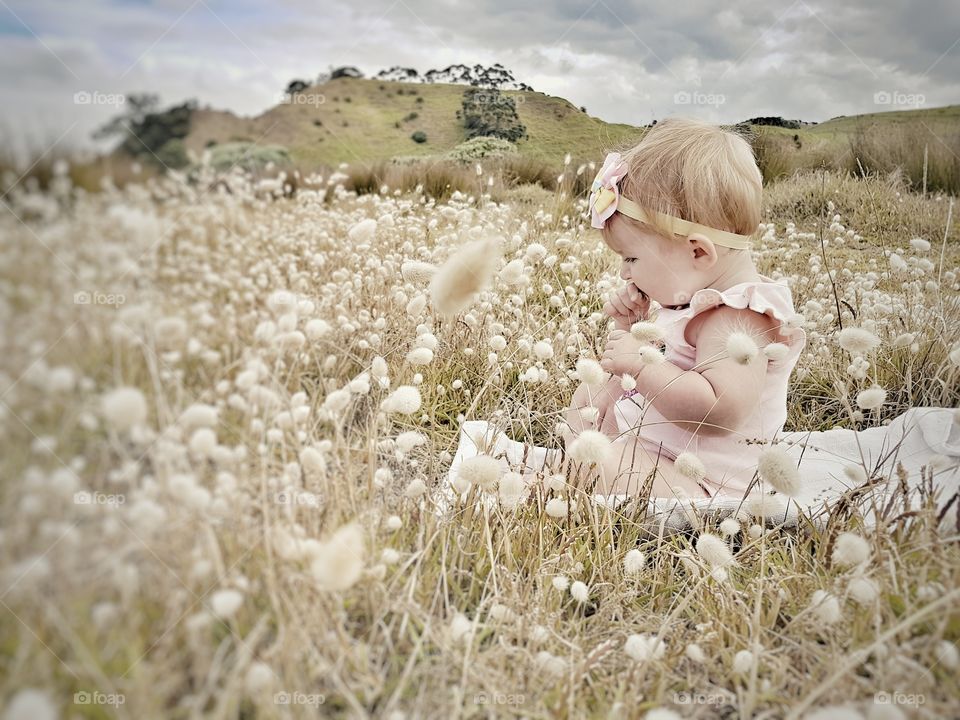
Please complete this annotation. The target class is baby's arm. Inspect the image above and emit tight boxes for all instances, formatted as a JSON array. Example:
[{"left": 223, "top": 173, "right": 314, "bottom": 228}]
[{"left": 631, "top": 306, "right": 780, "bottom": 437}]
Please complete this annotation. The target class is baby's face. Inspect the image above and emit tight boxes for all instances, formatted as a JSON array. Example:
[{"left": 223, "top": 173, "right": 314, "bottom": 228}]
[{"left": 602, "top": 214, "right": 695, "bottom": 309}]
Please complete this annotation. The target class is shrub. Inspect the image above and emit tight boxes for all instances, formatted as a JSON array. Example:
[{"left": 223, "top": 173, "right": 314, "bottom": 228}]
[
  {"left": 155, "top": 139, "right": 189, "bottom": 169},
  {"left": 207, "top": 142, "right": 292, "bottom": 173},
  {"left": 411, "top": 131, "right": 427, "bottom": 144},
  {"left": 444, "top": 136, "right": 518, "bottom": 162}
]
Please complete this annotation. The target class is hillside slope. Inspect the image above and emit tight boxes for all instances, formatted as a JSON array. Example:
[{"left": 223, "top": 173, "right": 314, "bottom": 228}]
[{"left": 182, "top": 77, "right": 645, "bottom": 167}]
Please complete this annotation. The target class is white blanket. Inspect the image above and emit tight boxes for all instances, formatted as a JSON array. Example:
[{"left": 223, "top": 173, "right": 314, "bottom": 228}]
[{"left": 438, "top": 408, "right": 960, "bottom": 532}]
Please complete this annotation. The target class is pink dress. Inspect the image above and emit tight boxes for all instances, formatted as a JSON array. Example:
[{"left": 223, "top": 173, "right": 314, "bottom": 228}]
[{"left": 612, "top": 274, "right": 807, "bottom": 498}]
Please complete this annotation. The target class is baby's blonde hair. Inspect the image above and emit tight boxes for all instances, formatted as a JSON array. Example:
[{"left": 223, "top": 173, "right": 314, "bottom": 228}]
[{"left": 611, "top": 118, "right": 763, "bottom": 250}]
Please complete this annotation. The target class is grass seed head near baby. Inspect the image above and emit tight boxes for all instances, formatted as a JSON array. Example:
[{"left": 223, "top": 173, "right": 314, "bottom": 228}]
[{"left": 590, "top": 118, "right": 787, "bottom": 437}]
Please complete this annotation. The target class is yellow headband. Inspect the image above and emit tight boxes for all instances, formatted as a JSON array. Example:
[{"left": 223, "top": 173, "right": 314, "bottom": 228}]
[{"left": 592, "top": 187, "right": 753, "bottom": 250}]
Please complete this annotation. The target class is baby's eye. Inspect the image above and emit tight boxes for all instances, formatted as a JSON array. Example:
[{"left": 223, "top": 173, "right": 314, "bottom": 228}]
[{"left": 623, "top": 257, "right": 636, "bottom": 263}]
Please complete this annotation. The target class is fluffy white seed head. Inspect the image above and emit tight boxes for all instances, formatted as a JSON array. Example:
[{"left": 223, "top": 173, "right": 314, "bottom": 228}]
[
  {"left": 429, "top": 236, "right": 501, "bottom": 317},
  {"left": 310, "top": 522, "right": 365, "bottom": 591},
  {"left": 210, "top": 588, "right": 244, "bottom": 619},
  {"left": 726, "top": 331, "right": 759, "bottom": 364},
  {"left": 534, "top": 651, "right": 567, "bottom": 678},
  {"left": 832, "top": 532, "right": 871, "bottom": 568},
  {"left": 934, "top": 640, "right": 959, "bottom": 670},
  {"left": 732, "top": 649, "right": 754, "bottom": 674},
  {"left": 843, "top": 464, "right": 868, "bottom": 484},
  {"left": 575, "top": 358, "right": 606, "bottom": 386},
  {"left": 696, "top": 533, "right": 736, "bottom": 568},
  {"left": 624, "top": 633, "right": 665, "bottom": 662},
  {"left": 449, "top": 612, "right": 472, "bottom": 643},
  {"left": 629, "top": 322, "right": 664, "bottom": 343},
  {"left": 644, "top": 710, "right": 682, "bottom": 720},
  {"left": 498, "top": 471, "right": 527, "bottom": 509},
  {"left": 637, "top": 345, "right": 665, "bottom": 366},
  {"left": 719, "top": 517, "right": 741, "bottom": 538},
  {"left": 685, "top": 643, "right": 706, "bottom": 663},
  {"left": 406, "top": 347, "right": 434, "bottom": 366},
  {"left": 400, "top": 260, "right": 437, "bottom": 284},
  {"left": 847, "top": 576, "right": 879, "bottom": 605},
  {"left": 809, "top": 589, "right": 842, "bottom": 624},
  {"left": 757, "top": 445, "right": 801, "bottom": 496},
  {"left": 403, "top": 478, "right": 427, "bottom": 498},
  {"left": 567, "top": 430, "right": 613, "bottom": 466},
  {"left": 381, "top": 385, "right": 422, "bottom": 414},
  {"left": 570, "top": 580, "right": 590, "bottom": 603},
  {"left": 765, "top": 342, "right": 789, "bottom": 362},
  {"left": 545, "top": 497, "right": 570, "bottom": 518},
  {"left": 742, "top": 492, "right": 790, "bottom": 520},
  {"left": 457, "top": 455, "right": 501, "bottom": 491},
  {"left": 674, "top": 452, "right": 706, "bottom": 482},
  {"left": 855, "top": 385, "right": 887, "bottom": 410},
  {"left": 100, "top": 387, "right": 148, "bottom": 432},
  {"left": 838, "top": 327, "right": 880, "bottom": 355},
  {"left": 623, "top": 548, "right": 646, "bottom": 574},
  {"left": 348, "top": 218, "right": 377, "bottom": 243},
  {"left": 2, "top": 688, "right": 58, "bottom": 720}
]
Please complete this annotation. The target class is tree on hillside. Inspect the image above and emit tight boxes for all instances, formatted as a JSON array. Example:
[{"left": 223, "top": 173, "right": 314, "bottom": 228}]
[
  {"left": 102, "top": 99, "right": 198, "bottom": 169},
  {"left": 461, "top": 88, "right": 527, "bottom": 143},
  {"left": 91, "top": 92, "right": 161, "bottom": 140},
  {"left": 331, "top": 66, "right": 363, "bottom": 79},
  {"left": 285, "top": 79, "right": 309, "bottom": 96},
  {"left": 745, "top": 116, "right": 802, "bottom": 129}
]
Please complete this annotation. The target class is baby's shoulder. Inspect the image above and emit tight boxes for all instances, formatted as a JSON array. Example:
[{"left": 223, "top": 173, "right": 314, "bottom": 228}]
[{"left": 686, "top": 303, "right": 781, "bottom": 349}]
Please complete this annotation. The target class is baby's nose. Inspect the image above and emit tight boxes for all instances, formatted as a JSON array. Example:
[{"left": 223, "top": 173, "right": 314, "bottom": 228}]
[{"left": 619, "top": 264, "right": 631, "bottom": 281}]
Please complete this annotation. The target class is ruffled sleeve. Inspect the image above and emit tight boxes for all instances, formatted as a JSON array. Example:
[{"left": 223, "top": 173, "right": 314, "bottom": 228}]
[{"left": 683, "top": 280, "right": 807, "bottom": 354}]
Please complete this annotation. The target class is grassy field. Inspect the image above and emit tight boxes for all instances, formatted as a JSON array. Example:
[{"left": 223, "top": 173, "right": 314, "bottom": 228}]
[{"left": 0, "top": 161, "right": 958, "bottom": 718}]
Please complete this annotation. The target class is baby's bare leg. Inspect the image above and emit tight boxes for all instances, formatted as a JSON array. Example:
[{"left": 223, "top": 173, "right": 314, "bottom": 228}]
[{"left": 569, "top": 434, "right": 711, "bottom": 499}]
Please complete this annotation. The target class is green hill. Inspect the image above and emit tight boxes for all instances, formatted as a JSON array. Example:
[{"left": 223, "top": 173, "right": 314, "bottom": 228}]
[
  {"left": 142, "top": 77, "right": 959, "bottom": 192},
  {"left": 182, "top": 76, "right": 645, "bottom": 167}
]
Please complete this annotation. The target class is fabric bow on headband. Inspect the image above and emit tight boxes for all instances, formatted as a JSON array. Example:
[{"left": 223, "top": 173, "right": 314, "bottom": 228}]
[{"left": 587, "top": 151, "right": 753, "bottom": 250}]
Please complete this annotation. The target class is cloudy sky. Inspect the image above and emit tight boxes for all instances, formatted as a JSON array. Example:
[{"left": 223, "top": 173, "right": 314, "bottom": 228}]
[{"left": 1, "top": 0, "right": 958, "bottom": 160}]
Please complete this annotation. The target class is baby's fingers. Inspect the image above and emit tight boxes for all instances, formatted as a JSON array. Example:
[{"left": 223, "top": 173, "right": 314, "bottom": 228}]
[
  {"left": 610, "top": 294, "right": 631, "bottom": 317},
  {"left": 602, "top": 300, "right": 621, "bottom": 318}
]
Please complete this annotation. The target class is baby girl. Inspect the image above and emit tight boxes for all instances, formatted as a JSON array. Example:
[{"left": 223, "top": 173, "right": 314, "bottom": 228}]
[{"left": 562, "top": 118, "right": 807, "bottom": 501}]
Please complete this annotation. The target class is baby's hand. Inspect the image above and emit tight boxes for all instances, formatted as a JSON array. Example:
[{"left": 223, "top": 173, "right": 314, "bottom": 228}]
[
  {"left": 603, "top": 283, "right": 650, "bottom": 331},
  {"left": 600, "top": 329, "right": 652, "bottom": 377}
]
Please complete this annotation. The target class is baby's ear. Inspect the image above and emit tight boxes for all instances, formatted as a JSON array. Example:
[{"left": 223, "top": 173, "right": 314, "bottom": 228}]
[{"left": 687, "top": 232, "right": 718, "bottom": 264}]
